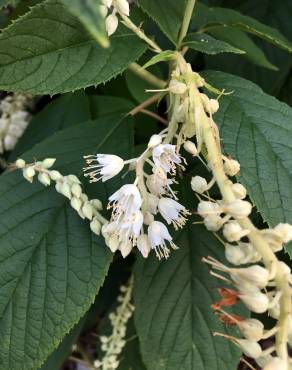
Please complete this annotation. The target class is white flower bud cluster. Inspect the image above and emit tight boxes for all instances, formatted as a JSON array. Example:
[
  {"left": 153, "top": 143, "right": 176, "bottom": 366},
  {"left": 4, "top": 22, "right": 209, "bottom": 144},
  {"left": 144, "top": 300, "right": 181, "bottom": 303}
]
[
  {"left": 15, "top": 158, "right": 105, "bottom": 236},
  {"left": 84, "top": 133, "right": 190, "bottom": 260},
  {"left": 94, "top": 280, "right": 134, "bottom": 370},
  {"left": 0, "top": 93, "right": 32, "bottom": 153},
  {"left": 100, "top": 0, "right": 130, "bottom": 36}
]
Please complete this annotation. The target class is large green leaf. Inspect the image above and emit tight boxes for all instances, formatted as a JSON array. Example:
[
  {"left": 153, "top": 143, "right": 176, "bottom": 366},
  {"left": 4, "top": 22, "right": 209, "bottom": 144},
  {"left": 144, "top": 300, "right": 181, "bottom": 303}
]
[
  {"left": 183, "top": 32, "right": 245, "bottom": 55},
  {"left": 0, "top": 113, "right": 134, "bottom": 370},
  {"left": 136, "top": 0, "right": 188, "bottom": 45},
  {"left": 203, "top": 71, "right": 292, "bottom": 237},
  {"left": 0, "top": 0, "right": 146, "bottom": 95},
  {"left": 61, "top": 0, "right": 109, "bottom": 48},
  {"left": 134, "top": 221, "right": 241, "bottom": 370},
  {"left": 194, "top": 3, "right": 292, "bottom": 53}
]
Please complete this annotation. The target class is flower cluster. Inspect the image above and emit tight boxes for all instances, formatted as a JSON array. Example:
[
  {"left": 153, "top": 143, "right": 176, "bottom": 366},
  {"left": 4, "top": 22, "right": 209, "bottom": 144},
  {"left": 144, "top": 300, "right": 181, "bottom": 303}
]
[
  {"left": 0, "top": 93, "right": 32, "bottom": 153},
  {"left": 100, "top": 0, "right": 130, "bottom": 36},
  {"left": 14, "top": 158, "right": 106, "bottom": 235},
  {"left": 84, "top": 133, "right": 190, "bottom": 259},
  {"left": 94, "top": 278, "right": 134, "bottom": 370}
]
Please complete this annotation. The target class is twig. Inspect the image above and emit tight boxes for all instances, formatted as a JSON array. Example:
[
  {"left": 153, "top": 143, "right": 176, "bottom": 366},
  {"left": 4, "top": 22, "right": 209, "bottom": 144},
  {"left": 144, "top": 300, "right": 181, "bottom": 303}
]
[
  {"left": 129, "top": 63, "right": 166, "bottom": 89},
  {"left": 140, "top": 109, "right": 168, "bottom": 125},
  {"left": 128, "top": 93, "right": 162, "bottom": 116}
]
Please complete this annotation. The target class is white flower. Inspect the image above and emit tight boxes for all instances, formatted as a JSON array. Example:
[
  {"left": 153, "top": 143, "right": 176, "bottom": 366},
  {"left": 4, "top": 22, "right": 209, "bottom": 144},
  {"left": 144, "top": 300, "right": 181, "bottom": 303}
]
[
  {"left": 197, "top": 201, "right": 221, "bottom": 217},
  {"left": 223, "top": 221, "right": 249, "bottom": 242},
  {"left": 152, "top": 144, "right": 183, "bottom": 174},
  {"left": 224, "top": 199, "right": 252, "bottom": 219},
  {"left": 238, "top": 318, "right": 264, "bottom": 342},
  {"left": 183, "top": 140, "right": 198, "bottom": 156},
  {"left": 263, "top": 357, "right": 285, "bottom": 370},
  {"left": 238, "top": 289, "right": 269, "bottom": 313},
  {"left": 223, "top": 158, "right": 240, "bottom": 176},
  {"left": 146, "top": 167, "right": 175, "bottom": 197},
  {"left": 105, "top": 13, "right": 119, "bottom": 36},
  {"left": 231, "top": 265, "right": 270, "bottom": 289},
  {"left": 148, "top": 134, "right": 162, "bottom": 148},
  {"left": 169, "top": 80, "right": 187, "bottom": 95},
  {"left": 102, "top": 0, "right": 112, "bottom": 7},
  {"left": 108, "top": 184, "right": 142, "bottom": 218},
  {"left": 148, "top": 221, "right": 177, "bottom": 259},
  {"left": 83, "top": 154, "right": 124, "bottom": 182},
  {"left": 137, "top": 234, "right": 151, "bottom": 258},
  {"left": 232, "top": 183, "right": 247, "bottom": 199},
  {"left": 274, "top": 223, "right": 292, "bottom": 243},
  {"left": 158, "top": 197, "right": 189, "bottom": 229},
  {"left": 236, "top": 339, "right": 262, "bottom": 359},
  {"left": 203, "top": 215, "right": 224, "bottom": 231}
]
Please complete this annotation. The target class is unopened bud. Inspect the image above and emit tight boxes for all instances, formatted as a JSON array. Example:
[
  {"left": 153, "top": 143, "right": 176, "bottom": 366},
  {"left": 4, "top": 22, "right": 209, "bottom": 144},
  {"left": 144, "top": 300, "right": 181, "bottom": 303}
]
[
  {"left": 100, "top": 4, "right": 108, "bottom": 17},
  {"left": 15, "top": 159, "right": 26, "bottom": 168},
  {"left": 71, "top": 183, "right": 82, "bottom": 198},
  {"left": 169, "top": 80, "right": 187, "bottom": 95},
  {"left": 115, "top": 0, "right": 129, "bottom": 16},
  {"left": 67, "top": 174, "right": 81, "bottom": 184},
  {"left": 191, "top": 176, "right": 208, "bottom": 194},
  {"left": 42, "top": 158, "right": 56, "bottom": 169},
  {"left": 148, "top": 134, "right": 162, "bottom": 148},
  {"left": 90, "top": 218, "right": 102, "bottom": 236},
  {"left": 224, "top": 200, "right": 252, "bottom": 219},
  {"left": 239, "top": 319, "right": 264, "bottom": 342},
  {"left": 232, "top": 183, "right": 247, "bottom": 199},
  {"left": 204, "top": 215, "right": 223, "bottom": 231},
  {"left": 38, "top": 172, "right": 51, "bottom": 186},
  {"left": 137, "top": 234, "right": 151, "bottom": 258},
  {"left": 90, "top": 199, "right": 103, "bottom": 210},
  {"left": 209, "top": 99, "right": 219, "bottom": 114},
  {"left": 274, "top": 223, "right": 292, "bottom": 243},
  {"left": 23, "top": 167, "right": 36, "bottom": 183},
  {"left": 82, "top": 202, "right": 93, "bottom": 220},
  {"left": 198, "top": 201, "right": 221, "bottom": 217},
  {"left": 183, "top": 141, "right": 198, "bottom": 156},
  {"left": 223, "top": 221, "right": 249, "bottom": 242},
  {"left": 237, "top": 339, "right": 262, "bottom": 359},
  {"left": 119, "top": 240, "right": 132, "bottom": 258},
  {"left": 106, "top": 13, "right": 118, "bottom": 36},
  {"left": 224, "top": 158, "right": 240, "bottom": 176},
  {"left": 239, "top": 290, "right": 269, "bottom": 313},
  {"left": 70, "top": 197, "right": 82, "bottom": 212},
  {"left": 49, "top": 170, "right": 62, "bottom": 181},
  {"left": 225, "top": 243, "right": 246, "bottom": 265},
  {"left": 60, "top": 182, "right": 72, "bottom": 199},
  {"left": 263, "top": 357, "right": 285, "bottom": 370}
]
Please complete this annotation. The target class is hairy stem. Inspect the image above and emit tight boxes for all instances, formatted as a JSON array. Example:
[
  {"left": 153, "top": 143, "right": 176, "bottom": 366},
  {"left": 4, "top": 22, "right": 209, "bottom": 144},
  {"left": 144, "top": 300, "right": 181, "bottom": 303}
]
[
  {"left": 129, "top": 63, "right": 166, "bottom": 88},
  {"left": 178, "top": 0, "right": 197, "bottom": 47},
  {"left": 128, "top": 93, "right": 162, "bottom": 116}
]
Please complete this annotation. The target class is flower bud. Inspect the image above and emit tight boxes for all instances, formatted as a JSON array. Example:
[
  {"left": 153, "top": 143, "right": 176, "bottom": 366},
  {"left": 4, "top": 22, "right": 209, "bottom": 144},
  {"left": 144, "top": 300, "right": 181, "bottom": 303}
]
[
  {"left": 209, "top": 99, "right": 219, "bottom": 114},
  {"left": 15, "top": 159, "right": 26, "bottom": 168},
  {"left": 225, "top": 243, "right": 246, "bottom": 265},
  {"left": 232, "top": 183, "right": 247, "bottom": 199},
  {"left": 197, "top": 201, "right": 221, "bottom": 217},
  {"left": 23, "top": 167, "right": 36, "bottom": 183},
  {"left": 100, "top": 4, "right": 108, "bottom": 17},
  {"left": 119, "top": 240, "right": 132, "bottom": 258},
  {"left": 237, "top": 339, "right": 262, "bottom": 359},
  {"left": 239, "top": 318, "right": 264, "bottom": 341},
  {"left": 90, "top": 199, "right": 103, "bottom": 210},
  {"left": 90, "top": 218, "right": 102, "bottom": 236},
  {"left": 224, "top": 199, "right": 252, "bottom": 219},
  {"left": 274, "top": 223, "right": 292, "bottom": 243},
  {"left": 191, "top": 176, "right": 208, "bottom": 194},
  {"left": 232, "top": 265, "right": 269, "bottom": 289},
  {"left": 144, "top": 211, "right": 154, "bottom": 225},
  {"left": 71, "top": 183, "right": 82, "bottom": 198},
  {"left": 263, "top": 357, "right": 285, "bottom": 370},
  {"left": 223, "top": 221, "right": 249, "bottom": 242},
  {"left": 67, "top": 174, "right": 81, "bottom": 184},
  {"left": 239, "top": 289, "right": 269, "bottom": 313},
  {"left": 224, "top": 158, "right": 240, "bottom": 176},
  {"left": 148, "top": 134, "right": 162, "bottom": 148},
  {"left": 4, "top": 134, "right": 17, "bottom": 150},
  {"left": 183, "top": 141, "right": 198, "bottom": 156},
  {"left": 38, "top": 172, "right": 51, "bottom": 186},
  {"left": 115, "top": 0, "right": 129, "bottom": 16},
  {"left": 60, "top": 182, "right": 72, "bottom": 199},
  {"left": 204, "top": 215, "right": 223, "bottom": 231},
  {"left": 106, "top": 13, "right": 118, "bottom": 36},
  {"left": 49, "top": 170, "right": 62, "bottom": 181},
  {"left": 70, "top": 197, "right": 82, "bottom": 212},
  {"left": 82, "top": 202, "right": 94, "bottom": 220},
  {"left": 137, "top": 234, "right": 151, "bottom": 258},
  {"left": 169, "top": 80, "right": 187, "bottom": 95},
  {"left": 42, "top": 158, "right": 56, "bottom": 169}
]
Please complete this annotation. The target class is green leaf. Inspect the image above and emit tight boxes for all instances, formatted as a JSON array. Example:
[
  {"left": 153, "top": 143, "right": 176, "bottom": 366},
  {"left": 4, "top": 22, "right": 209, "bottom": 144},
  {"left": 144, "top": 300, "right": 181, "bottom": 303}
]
[
  {"left": 0, "top": 113, "right": 134, "bottom": 370},
  {"left": 61, "top": 0, "right": 109, "bottom": 48},
  {"left": 134, "top": 182, "right": 242, "bottom": 370},
  {"left": 206, "top": 26, "right": 278, "bottom": 70},
  {"left": 194, "top": 3, "right": 292, "bottom": 53},
  {"left": 183, "top": 32, "right": 245, "bottom": 55},
  {"left": 137, "top": 0, "right": 188, "bottom": 45},
  {"left": 0, "top": 0, "right": 146, "bottom": 95},
  {"left": 10, "top": 91, "right": 91, "bottom": 160},
  {"left": 143, "top": 50, "right": 176, "bottom": 69},
  {"left": 0, "top": 0, "right": 19, "bottom": 8},
  {"left": 203, "top": 70, "right": 292, "bottom": 247}
]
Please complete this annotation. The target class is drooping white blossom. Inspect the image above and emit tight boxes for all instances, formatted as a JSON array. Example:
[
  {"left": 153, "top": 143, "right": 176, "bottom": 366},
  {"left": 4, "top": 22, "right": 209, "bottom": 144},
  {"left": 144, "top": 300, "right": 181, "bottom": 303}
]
[
  {"left": 148, "top": 221, "right": 178, "bottom": 259},
  {"left": 152, "top": 144, "right": 183, "bottom": 174},
  {"left": 158, "top": 197, "right": 189, "bottom": 229},
  {"left": 84, "top": 154, "right": 124, "bottom": 182}
]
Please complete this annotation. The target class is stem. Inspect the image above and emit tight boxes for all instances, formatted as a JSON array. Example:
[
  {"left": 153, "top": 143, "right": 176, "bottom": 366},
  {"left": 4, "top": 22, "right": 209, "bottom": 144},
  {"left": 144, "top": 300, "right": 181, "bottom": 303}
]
[
  {"left": 192, "top": 84, "right": 291, "bottom": 367},
  {"left": 178, "top": 0, "right": 197, "bottom": 47},
  {"left": 140, "top": 109, "right": 168, "bottom": 125},
  {"left": 119, "top": 13, "right": 162, "bottom": 53},
  {"left": 128, "top": 93, "right": 162, "bottom": 116},
  {"left": 129, "top": 63, "right": 166, "bottom": 89}
]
